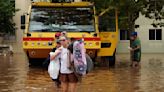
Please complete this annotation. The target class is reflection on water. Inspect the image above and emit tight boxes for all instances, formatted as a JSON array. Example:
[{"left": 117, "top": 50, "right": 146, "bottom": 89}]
[
  {"left": 0, "top": 53, "right": 164, "bottom": 92},
  {"left": 0, "top": 53, "right": 28, "bottom": 92}
]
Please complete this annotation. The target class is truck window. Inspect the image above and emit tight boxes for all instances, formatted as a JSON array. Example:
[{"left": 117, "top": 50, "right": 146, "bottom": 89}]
[
  {"left": 29, "top": 7, "right": 95, "bottom": 32},
  {"left": 99, "top": 9, "right": 116, "bottom": 32}
]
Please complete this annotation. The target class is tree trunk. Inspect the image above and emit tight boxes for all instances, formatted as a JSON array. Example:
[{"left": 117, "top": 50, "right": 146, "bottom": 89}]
[{"left": 128, "top": 13, "right": 135, "bottom": 62}]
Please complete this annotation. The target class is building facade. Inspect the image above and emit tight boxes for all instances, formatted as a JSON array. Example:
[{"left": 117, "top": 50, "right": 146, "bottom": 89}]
[
  {"left": 117, "top": 13, "right": 164, "bottom": 53},
  {"left": 13, "top": 0, "right": 30, "bottom": 43},
  {"left": 12, "top": 0, "right": 31, "bottom": 52}
]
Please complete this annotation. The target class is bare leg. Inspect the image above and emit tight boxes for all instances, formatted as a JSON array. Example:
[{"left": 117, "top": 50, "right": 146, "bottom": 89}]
[
  {"left": 133, "top": 61, "right": 140, "bottom": 68},
  {"left": 136, "top": 62, "right": 141, "bottom": 69},
  {"left": 69, "top": 83, "right": 77, "bottom": 92},
  {"left": 130, "top": 61, "right": 133, "bottom": 67},
  {"left": 61, "top": 82, "right": 68, "bottom": 92},
  {"left": 132, "top": 61, "right": 137, "bottom": 68}
]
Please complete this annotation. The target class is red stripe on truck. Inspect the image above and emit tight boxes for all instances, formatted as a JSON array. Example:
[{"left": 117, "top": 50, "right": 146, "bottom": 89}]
[
  {"left": 23, "top": 37, "right": 54, "bottom": 41},
  {"left": 75, "top": 37, "right": 100, "bottom": 41},
  {"left": 23, "top": 37, "right": 100, "bottom": 41}
]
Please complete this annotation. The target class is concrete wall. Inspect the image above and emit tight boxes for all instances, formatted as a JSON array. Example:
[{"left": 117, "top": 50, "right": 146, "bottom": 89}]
[
  {"left": 117, "top": 40, "right": 130, "bottom": 54},
  {"left": 117, "top": 13, "right": 164, "bottom": 53},
  {"left": 13, "top": 0, "right": 31, "bottom": 52}
]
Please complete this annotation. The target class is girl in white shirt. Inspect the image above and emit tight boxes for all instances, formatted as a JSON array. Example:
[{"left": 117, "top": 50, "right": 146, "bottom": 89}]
[{"left": 50, "top": 36, "right": 78, "bottom": 92}]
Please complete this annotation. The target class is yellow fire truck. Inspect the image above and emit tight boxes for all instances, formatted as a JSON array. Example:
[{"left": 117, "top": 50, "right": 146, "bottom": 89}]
[{"left": 21, "top": 0, "right": 118, "bottom": 66}]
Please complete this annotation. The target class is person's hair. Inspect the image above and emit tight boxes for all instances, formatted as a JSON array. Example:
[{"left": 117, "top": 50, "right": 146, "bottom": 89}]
[
  {"left": 56, "top": 41, "right": 60, "bottom": 44},
  {"left": 61, "top": 31, "right": 67, "bottom": 36},
  {"left": 59, "top": 35, "right": 69, "bottom": 40},
  {"left": 70, "top": 38, "right": 76, "bottom": 41}
]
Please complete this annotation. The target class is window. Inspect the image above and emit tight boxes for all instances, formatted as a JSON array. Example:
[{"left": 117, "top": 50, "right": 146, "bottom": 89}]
[
  {"left": 120, "top": 29, "right": 129, "bottom": 40},
  {"left": 149, "top": 29, "right": 162, "bottom": 40},
  {"left": 149, "top": 29, "right": 155, "bottom": 40},
  {"left": 99, "top": 9, "right": 116, "bottom": 32},
  {"left": 156, "top": 29, "right": 162, "bottom": 40}
]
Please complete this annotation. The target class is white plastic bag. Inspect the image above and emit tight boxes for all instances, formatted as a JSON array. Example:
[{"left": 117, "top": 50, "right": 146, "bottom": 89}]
[{"left": 48, "top": 52, "right": 60, "bottom": 79}]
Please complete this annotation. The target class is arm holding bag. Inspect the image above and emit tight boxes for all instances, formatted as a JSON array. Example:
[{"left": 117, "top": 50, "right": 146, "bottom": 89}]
[{"left": 48, "top": 52, "right": 60, "bottom": 79}]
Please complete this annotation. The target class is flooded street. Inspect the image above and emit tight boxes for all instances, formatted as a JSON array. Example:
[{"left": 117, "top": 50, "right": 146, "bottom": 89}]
[{"left": 0, "top": 53, "right": 164, "bottom": 92}]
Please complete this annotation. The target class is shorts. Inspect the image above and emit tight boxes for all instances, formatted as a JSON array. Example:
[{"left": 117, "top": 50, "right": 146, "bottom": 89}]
[
  {"left": 132, "top": 52, "right": 141, "bottom": 62},
  {"left": 59, "top": 73, "right": 78, "bottom": 83}
]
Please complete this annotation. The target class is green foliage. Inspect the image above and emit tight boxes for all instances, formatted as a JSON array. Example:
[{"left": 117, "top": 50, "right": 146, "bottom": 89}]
[
  {"left": 143, "top": 0, "right": 164, "bottom": 18},
  {"left": 0, "top": 0, "right": 18, "bottom": 34},
  {"left": 99, "top": 9, "right": 116, "bottom": 32},
  {"left": 92, "top": 0, "right": 164, "bottom": 29},
  {"left": 142, "top": 0, "right": 164, "bottom": 27}
]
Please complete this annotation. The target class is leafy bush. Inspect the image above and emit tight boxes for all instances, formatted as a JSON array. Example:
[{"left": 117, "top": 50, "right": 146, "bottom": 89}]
[{"left": 0, "top": 0, "right": 19, "bottom": 35}]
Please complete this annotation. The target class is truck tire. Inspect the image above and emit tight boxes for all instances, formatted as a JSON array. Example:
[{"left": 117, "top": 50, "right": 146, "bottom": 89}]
[
  {"left": 26, "top": 52, "right": 35, "bottom": 65},
  {"left": 108, "top": 56, "right": 115, "bottom": 66},
  {"left": 86, "top": 54, "right": 94, "bottom": 73}
]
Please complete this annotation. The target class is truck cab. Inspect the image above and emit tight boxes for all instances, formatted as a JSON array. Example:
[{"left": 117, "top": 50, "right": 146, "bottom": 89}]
[{"left": 21, "top": 0, "right": 118, "bottom": 66}]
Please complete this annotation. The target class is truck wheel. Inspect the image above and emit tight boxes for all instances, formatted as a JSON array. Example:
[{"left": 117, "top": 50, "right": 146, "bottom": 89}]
[
  {"left": 86, "top": 50, "right": 97, "bottom": 62},
  {"left": 107, "top": 55, "right": 115, "bottom": 66},
  {"left": 28, "top": 57, "right": 34, "bottom": 66},
  {"left": 27, "top": 52, "right": 34, "bottom": 65}
]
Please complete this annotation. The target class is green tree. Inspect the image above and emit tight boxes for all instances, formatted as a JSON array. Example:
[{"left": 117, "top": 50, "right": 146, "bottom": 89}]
[
  {"left": 143, "top": 0, "right": 164, "bottom": 27},
  {"left": 0, "top": 0, "right": 18, "bottom": 35},
  {"left": 92, "top": 0, "right": 164, "bottom": 31}
]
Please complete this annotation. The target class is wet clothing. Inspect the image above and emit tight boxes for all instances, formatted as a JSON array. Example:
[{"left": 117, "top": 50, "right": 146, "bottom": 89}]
[
  {"left": 59, "top": 47, "right": 78, "bottom": 83},
  {"left": 131, "top": 38, "right": 141, "bottom": 62},
  {"left": 60, "top": 47, "right": 74, "bottom": 74},
  {"left": 68, "top": 42, "right": 74, "bottom": 54},
  {"left": 59, "top": 73, "right": 78, "bottom": 83}
]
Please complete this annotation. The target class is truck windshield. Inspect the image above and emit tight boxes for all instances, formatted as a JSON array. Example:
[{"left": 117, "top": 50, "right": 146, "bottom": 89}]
[{"left": 29, "top": 7, "right": 95, "bottom": 32}]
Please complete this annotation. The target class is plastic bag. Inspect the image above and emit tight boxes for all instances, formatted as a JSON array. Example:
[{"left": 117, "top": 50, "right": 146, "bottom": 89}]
[{"left": 48, "top": 52, "right": 60, "bottom": 79}]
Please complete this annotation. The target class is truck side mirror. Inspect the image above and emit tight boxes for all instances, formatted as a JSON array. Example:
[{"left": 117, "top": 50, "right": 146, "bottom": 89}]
[{"left": 21, "top": 15, "right": 26, "bottom": 29}]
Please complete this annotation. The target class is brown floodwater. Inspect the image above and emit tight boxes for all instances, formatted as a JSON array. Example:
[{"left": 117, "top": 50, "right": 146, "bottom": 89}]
[{"left": 0, "top": 53, "right": 163, "bottom": 92}]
